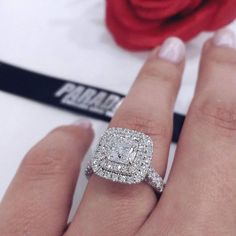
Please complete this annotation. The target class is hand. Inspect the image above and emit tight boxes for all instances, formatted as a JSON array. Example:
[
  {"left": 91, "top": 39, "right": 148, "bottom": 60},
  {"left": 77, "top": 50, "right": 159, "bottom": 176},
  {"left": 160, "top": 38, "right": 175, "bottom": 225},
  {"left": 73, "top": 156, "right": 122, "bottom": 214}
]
[{"left": 1, "top": 28, "right": 236, "bottom": 236}]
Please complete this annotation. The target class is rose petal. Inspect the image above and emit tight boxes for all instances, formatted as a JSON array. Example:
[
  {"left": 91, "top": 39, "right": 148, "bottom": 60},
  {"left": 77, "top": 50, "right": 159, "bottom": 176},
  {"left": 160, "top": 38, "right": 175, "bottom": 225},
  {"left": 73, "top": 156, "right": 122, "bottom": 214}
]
[{"left": 106, "top": 0, "right": 236, "bottom": 50}]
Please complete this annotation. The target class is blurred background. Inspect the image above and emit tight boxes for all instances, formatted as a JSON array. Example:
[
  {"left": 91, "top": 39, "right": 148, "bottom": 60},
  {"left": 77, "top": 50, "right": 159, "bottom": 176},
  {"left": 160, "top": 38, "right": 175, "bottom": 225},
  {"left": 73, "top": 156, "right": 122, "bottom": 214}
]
[{"left": 0, "top": 0, "right": 236, "bottom": 219}]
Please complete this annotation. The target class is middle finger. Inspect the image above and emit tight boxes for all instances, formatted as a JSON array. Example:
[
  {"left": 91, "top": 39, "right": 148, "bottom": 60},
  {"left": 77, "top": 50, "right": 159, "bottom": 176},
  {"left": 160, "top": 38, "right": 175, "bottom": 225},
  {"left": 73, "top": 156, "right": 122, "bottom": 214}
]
[{"left": 66, "top": 38, "right": 186, "bottom": 236}]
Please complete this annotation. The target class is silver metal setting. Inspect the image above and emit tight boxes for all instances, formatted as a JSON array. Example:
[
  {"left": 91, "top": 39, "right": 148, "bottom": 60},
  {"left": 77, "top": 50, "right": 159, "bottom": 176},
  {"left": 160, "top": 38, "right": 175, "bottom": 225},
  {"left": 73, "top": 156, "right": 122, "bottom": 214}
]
[{"left": 85, "top": 128, "right": 165, "bottom": 193}]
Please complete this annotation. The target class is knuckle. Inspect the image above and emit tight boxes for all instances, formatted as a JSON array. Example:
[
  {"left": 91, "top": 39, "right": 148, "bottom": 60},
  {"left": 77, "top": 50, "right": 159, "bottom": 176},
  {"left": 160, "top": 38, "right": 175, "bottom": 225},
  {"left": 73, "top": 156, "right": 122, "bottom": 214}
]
[
  {"left": 21, "top": 148, "right": 72, "bottom": 181},
  {"left": 0, "top": 223, "right": 27, "bottom": 236},
  {"left": 49, "top": 125, "right": 77, "bottom": 139},
  {"left": 20, "top": 128, "right": 77, "bottom": 180},
  {"left": 192, "top": 96, "right": 236, "bottom": 135},
  {"left": 139, "top": 60, "right": 180, "bottom": 87},
  {"left": 204, "top": 44, "right": 236, "bottom": 68},
  {"left": 0, "top": 210, "right": 48, "bottom": 235},
  {"left": 0, "top": 214, "right": 34, "bottom": 236},
  {"left": 113, "top": 110, "right": 171, "bottom": 141}
]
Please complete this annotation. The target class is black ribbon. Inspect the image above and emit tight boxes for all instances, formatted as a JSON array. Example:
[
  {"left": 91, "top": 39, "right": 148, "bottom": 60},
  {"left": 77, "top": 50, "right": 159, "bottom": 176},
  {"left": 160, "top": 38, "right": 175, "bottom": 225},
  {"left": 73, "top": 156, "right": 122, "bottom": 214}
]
[{"left": 0, "top": 62, "right": 185, "bottom": 143}]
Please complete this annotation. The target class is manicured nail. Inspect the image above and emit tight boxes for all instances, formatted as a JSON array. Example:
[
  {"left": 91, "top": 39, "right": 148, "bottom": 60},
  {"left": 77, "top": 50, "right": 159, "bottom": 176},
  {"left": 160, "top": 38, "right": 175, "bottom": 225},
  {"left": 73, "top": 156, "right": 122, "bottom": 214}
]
[
  {"left": 159, "top": 37, "right": 186, "bottom": 63},
  {"left": 73, "top": 120, "right": 92, "bottom": 129},
  {"left": 213, "top": 28, "right": 236, "bottom": 48}
]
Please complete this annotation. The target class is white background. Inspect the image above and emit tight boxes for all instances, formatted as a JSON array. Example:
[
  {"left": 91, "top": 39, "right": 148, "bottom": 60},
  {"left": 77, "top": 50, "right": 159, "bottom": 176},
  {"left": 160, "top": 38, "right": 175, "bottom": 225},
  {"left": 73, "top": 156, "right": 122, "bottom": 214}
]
[{"left": 0, "top": 0, "right": 235, "bottom": 218}]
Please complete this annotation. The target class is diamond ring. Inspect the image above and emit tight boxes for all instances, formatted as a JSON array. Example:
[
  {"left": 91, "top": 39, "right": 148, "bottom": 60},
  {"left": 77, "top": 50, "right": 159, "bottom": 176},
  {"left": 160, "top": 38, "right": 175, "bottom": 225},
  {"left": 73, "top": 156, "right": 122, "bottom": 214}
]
[{"left": 85, "top": 128, "right": 165, "bottom": 193}]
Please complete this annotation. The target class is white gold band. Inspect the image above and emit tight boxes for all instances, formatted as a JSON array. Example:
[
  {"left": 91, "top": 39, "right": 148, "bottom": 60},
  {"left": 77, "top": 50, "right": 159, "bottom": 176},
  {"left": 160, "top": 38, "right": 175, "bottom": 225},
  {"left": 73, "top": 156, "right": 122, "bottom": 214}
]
[{"left": 85, "top": 164, "right": 165, "bottom": 193}]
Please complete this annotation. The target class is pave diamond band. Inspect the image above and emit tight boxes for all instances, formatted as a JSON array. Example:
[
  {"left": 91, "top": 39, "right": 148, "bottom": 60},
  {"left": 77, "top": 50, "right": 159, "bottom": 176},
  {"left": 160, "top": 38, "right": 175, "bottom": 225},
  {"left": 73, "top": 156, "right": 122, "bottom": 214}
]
[{"left": 85, "top": 128, "right": 165, "bottom": 193}]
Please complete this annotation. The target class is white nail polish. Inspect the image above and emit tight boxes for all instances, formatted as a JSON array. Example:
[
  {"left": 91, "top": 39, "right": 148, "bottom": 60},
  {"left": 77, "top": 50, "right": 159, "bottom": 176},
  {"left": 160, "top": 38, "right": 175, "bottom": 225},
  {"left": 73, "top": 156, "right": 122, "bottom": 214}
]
[
  {"left": 159, "top": 37, "right": 186, "bottom": 63},
  {"left": 73, "top": 120, "right": 92, "bottom": 129},
  {"left": 213, "top": 28, "right": 236, "bottom": 48}
]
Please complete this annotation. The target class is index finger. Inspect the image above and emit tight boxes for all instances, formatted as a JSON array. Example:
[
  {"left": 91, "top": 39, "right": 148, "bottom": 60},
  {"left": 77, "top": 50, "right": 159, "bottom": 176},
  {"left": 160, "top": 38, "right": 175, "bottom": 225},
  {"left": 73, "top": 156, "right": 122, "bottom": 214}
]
[{"left": 0, "top": 123, "right": 93, "bottom": 236}]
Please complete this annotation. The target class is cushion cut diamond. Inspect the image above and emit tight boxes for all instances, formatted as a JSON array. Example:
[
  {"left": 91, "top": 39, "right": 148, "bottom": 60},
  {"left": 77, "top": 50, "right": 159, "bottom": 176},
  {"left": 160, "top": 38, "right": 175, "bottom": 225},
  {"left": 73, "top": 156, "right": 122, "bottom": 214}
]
[
  {"left": 107, "top": 138, "right": 137, "bottom": 164},
  {"left": 92, "top": 128, "right": 153, "bottom": 184}
]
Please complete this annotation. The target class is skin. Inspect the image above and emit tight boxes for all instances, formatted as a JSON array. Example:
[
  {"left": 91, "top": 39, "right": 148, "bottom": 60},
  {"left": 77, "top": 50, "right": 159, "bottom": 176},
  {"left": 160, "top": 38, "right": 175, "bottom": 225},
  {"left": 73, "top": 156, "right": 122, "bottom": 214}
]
[{"left": 1, "top": 33, "right": 236, "bottom": 235}]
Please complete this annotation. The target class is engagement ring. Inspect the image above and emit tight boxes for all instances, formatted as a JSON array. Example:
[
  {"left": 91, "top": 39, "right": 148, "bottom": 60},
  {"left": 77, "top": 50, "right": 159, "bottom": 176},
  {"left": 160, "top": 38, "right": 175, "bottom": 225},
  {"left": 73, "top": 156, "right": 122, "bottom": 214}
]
[{"left": 85, "top": 128, "right": 165, "bottom": 193}]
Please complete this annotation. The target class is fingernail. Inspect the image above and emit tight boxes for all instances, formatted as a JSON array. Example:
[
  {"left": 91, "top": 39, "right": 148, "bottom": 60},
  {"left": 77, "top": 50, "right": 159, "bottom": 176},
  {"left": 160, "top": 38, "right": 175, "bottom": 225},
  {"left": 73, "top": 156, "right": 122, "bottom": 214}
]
[
  {"left": 213, "top": 28, "right": 236, "bottom": 48},
  {"left": 72, "top": 120, "right": 92, "bottom": 129},
  {"left": 159, "top": 37, "right": 186, "bottom": 63}
]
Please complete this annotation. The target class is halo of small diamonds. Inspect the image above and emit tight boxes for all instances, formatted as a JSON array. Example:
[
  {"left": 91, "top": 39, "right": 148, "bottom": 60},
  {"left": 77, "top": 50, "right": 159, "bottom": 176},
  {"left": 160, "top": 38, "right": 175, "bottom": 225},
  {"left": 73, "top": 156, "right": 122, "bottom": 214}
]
[{"left": 91, "top": 128, "right": 153, "bottom": 184}]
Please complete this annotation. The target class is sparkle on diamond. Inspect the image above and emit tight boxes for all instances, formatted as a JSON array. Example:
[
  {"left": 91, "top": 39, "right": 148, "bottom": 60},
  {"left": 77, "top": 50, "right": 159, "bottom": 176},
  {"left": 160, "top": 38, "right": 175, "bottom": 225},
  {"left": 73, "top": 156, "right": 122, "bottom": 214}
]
[
  {"left": 92, "top": 128, "right": 153, "bottom": 184},
  {"left": 106, "top": 137, "right": 138, "bottom": 164}
]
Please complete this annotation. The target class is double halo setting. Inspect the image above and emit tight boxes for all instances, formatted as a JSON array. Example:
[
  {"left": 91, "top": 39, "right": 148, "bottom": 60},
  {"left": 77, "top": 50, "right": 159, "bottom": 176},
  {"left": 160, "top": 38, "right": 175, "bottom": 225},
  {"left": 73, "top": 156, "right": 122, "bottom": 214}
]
[{"left": 85, "top": 128, "right": 165, "bottom": 193}]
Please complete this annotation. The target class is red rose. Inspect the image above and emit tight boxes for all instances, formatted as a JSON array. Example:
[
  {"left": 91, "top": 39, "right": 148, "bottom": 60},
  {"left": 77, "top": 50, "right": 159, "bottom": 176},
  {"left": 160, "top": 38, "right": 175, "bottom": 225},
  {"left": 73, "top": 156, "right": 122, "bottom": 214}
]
[{"left": 106, "top": 0, "right": 236, "bottom": 51}]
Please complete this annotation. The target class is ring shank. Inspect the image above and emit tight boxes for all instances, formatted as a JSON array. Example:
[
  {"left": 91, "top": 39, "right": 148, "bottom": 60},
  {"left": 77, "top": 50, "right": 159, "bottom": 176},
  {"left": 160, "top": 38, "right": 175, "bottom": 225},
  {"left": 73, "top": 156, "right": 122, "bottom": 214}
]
[
  {"left": 144, "top": 167, "right": 165, "bottom": 193},
  {"left": 85, "top": 163, "right": 165, "bottom": 193}
]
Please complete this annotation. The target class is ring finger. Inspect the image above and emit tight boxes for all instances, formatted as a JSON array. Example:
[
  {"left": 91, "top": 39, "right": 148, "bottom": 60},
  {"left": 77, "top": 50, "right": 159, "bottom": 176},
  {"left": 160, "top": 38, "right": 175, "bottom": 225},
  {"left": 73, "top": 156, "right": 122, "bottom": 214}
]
[{"left": 65, "top": 37, "right": 186, "bottom": 236}]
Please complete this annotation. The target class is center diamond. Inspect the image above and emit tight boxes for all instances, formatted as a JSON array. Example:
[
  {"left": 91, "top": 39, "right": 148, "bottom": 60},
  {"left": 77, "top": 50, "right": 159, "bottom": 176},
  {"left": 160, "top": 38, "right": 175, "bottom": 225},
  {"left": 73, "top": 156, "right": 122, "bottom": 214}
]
[
  {"left": 107, "top": 138, "right": 137, "bottom": 164},
  {"left": 92, "top": 128, "right": 153, "bottom": 184}
]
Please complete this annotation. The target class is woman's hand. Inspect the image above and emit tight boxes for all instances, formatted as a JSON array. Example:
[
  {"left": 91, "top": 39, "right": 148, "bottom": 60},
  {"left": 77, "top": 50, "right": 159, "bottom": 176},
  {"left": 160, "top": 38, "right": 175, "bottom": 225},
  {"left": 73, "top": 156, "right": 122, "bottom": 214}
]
[{"left": 1, "top": 28, "right": 236, "bottom": 236}]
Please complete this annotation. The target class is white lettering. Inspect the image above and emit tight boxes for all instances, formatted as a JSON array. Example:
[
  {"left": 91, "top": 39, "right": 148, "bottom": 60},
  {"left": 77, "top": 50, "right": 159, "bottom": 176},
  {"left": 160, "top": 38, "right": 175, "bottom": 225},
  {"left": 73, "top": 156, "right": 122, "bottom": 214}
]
[{"left": 54, "top": 83, "right": 76, "bottom": 97}]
